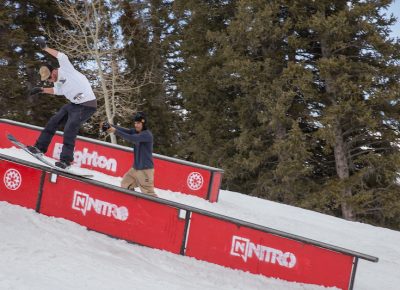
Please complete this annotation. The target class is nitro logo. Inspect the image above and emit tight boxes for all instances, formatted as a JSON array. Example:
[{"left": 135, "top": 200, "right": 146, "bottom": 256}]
[
  {"left": 72, "top": 191, "right": 129, "bottom": 221},
  {"left": 53, "top": 143, "right": 117, "bottom": 172},
  {"left": 3, "top": 168, "right": 22, "bottom": 190},
  {"left": 187, "top": 172, "right": 204, "bottom": 191},
  {"left": 230, "top": 236, "right": 297, "bottom": 268}
]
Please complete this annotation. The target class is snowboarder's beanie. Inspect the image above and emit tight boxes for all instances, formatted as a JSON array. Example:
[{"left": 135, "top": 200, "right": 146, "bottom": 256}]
[
  {"left": 39, "top": 64, "right": 54, "bottom": 81},
  {"left": 133, "top": 112, "right": 147, "bottom": 129}
]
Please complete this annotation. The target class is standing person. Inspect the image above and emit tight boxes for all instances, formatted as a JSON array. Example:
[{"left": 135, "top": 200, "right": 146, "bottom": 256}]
[
  {"left": 103, "top": 112, "right": 156, "bottom": 197},
  {"left": 28, "top": 37, "right": 97, "bottom": 169}
]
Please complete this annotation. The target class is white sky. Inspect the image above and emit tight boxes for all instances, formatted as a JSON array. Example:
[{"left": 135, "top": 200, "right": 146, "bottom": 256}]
[{"left": 387, "top": 0, "right": 400, "bottom": 38}]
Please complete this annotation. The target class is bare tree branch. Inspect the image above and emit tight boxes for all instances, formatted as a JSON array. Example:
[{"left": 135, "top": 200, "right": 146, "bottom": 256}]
[{"left": 43, "top": 0, "right": 154, "bottom": 143}]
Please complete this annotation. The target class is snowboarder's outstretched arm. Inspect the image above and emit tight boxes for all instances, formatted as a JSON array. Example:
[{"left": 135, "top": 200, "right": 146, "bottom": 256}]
[
  {"left": 30, "top": 37, "right": 74, "bottom": 96},
  {"left": 34, "top": 37, "right": 74, "bottom": 71},
  {"left": 29, "top": 87, "right": 54, "bottom": 96},
  {"left": 34, "top": 37, "right": 58, "bottom": 57},
  {"left": 42, "top": 47, "right": 59, "bottom": 59}
]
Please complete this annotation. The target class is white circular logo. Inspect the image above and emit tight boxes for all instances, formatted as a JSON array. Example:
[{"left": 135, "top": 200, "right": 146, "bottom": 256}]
[
  {"left": 112, "top": 206, "right": 129, "bottom": 221},
  {"left": 187, "top": 172, "right": 204, "bottom": 191},
  {"left": 3, "top": 169, "right": 22, "bottom": 191}
]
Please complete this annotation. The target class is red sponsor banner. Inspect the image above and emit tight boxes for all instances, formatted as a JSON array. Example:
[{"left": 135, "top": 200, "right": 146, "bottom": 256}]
[
  {"left": 0, "top": 120, "right": 221, "bottom": 201},
  {"left": 155, "top": 158, "right": 211, "bottom": 198},
  {"left": 39, "top": 174, "right": 186, "bottom": 253},
  {"left": 0, "top": 122, "right": 123, "bottom": 175},
  {"left": 185, "top": 213, "right": 354, "bottom": 290},
  {"left": 0, "top": 159, "right": 42, "bottom": 209}
]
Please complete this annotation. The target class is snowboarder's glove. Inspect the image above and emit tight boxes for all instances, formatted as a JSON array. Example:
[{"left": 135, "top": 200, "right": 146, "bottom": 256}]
[
  {"left": 34, "top": 37, "right": 47, "bottom": 50},
  {"left": 101, "top": 121, "right": 111, "bottom": 132},
  {"left": 30, "top": 87, "right": 43, "bottom": 96}
]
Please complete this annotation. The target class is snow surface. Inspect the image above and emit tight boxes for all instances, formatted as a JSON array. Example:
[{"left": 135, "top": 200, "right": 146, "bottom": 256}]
[{"left": 1, "top": 147, "right": 399, "bottom": 290}]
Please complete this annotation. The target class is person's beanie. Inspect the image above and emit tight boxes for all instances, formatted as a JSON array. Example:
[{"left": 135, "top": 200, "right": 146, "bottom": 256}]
[{"left": 133, "top": 111, "right": 147, "bottom": 130}]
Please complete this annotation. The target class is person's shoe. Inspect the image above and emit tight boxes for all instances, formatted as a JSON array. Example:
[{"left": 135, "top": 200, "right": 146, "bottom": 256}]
[
  {"left": 27, "top": 145, "right": 42, "bottom": 155},
  {"left": 55, "top": 160, "right": 71, "bottom": 169}
]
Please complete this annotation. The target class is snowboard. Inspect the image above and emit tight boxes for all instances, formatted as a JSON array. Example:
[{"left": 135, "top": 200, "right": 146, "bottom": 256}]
[{"left": 7, "top": 134, "right": 93, "bottom": 179}]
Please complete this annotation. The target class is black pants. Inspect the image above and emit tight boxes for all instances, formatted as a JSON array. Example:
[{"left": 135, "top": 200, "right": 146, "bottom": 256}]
[{"left": 35, "top": 103, "right": 96, "bottom": 163}]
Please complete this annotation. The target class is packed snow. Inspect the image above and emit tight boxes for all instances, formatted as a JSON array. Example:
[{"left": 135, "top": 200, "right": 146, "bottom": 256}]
[{"left": 1, "top": 147, "right": 399, "bottom": 290}]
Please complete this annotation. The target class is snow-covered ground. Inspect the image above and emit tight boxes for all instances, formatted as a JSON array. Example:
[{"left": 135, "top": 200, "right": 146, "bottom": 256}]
[{"left": 1, "top": 147, "right": 400, "bottom": 290}]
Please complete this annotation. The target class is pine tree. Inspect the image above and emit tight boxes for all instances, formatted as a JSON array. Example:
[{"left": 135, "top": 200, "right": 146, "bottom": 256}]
[
  {"left": 287, "top": 0, "right": 400, "bottom": 225},
  {"left": 206, "top": 0, "right": 318, "bottom": 199},
  {"left": 0, "top": 2, "right": 21, "bottom": 115},
  {"left": 0, "top": 1, "right": 63, "bottom": 124},
  {"left": 119, "top": 0, "right": 179, "bottom": 155},
  {"left": 172, "top": 0, "right": 239, "bottom": 172},
  {"left": 176, "top": 0, "right": 400, "bottom": 228}
]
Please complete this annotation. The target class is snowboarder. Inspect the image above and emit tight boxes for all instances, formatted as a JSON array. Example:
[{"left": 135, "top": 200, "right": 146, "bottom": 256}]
[
  {"left": 27, "top": 37, "right": 97, "bottom": 169},
  {"left": 102, "top": 112, "right": 156, "bottom": 197}
]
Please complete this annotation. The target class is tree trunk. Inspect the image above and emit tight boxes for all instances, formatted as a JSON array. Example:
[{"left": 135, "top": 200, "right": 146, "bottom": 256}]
[
  {"left": 320, "top": 33, "right": 354, "bottom": 220},
  {"left": 333, "top": 124, "right": 354, "bottom": 220},
  {"left": 91, "top": 1, "right": 117, "bottom": 144}
]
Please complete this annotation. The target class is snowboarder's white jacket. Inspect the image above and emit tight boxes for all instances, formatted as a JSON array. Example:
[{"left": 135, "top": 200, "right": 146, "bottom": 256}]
[{"left": 53, "top": 53, "right": 96, "bottom": 104}]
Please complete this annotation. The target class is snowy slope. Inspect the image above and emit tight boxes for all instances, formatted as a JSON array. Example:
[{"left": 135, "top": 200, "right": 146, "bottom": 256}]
[{"left": 1, "top": 147, "right": 399, "bottom": 289}]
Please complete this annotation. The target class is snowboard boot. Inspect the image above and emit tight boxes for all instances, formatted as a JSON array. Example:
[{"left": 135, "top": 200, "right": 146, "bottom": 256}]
[
  {"left": 27, "top": 145, "right": 43, "bottom": 155},
  {"left": 55, "top": 160, "right": 71, "bottom": 169}
]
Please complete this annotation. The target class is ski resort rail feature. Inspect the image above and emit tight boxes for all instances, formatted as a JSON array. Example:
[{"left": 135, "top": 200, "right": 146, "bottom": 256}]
[
  {"left": 0, "top": 119, "right": 223, "bottom": 202},
  {"left": 0, "top": 153, "right": 378, "bottom": 290}
]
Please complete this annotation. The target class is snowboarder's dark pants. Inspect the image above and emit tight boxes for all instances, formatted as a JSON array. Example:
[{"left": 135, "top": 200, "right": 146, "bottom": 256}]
[{"left": 35, "top": 103, "right": 96, "bottom": 163}]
